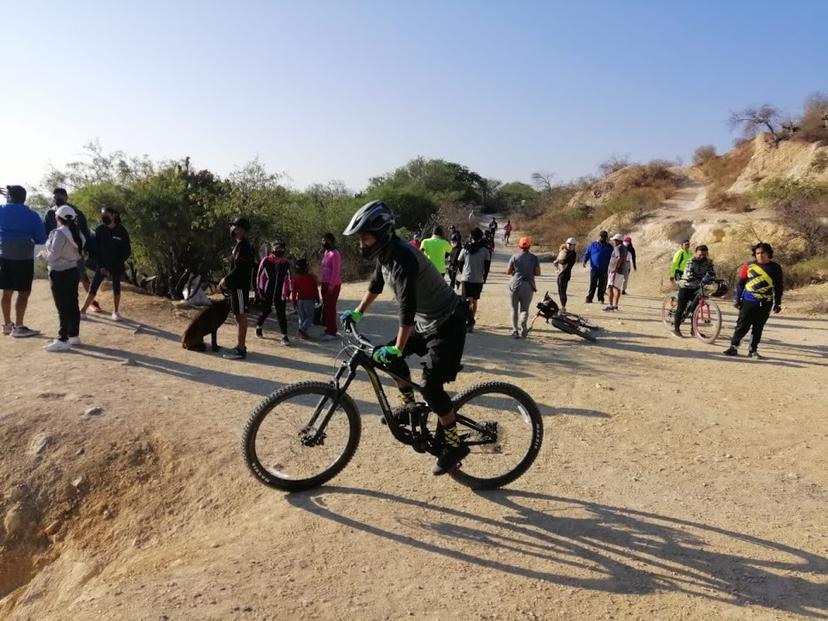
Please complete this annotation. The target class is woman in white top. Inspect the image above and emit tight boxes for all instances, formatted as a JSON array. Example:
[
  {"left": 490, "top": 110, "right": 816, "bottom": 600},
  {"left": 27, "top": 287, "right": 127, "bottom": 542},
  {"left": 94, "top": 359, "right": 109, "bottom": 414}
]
[{"left": 40, "top": 205, "right": 85, "bottom": 352}]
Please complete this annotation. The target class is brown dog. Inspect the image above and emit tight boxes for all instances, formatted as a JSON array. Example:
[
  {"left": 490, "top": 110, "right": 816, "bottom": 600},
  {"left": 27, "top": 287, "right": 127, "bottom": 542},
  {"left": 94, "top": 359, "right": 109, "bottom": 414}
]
[{"left": 182, "top": 299, "right": 231, "bottom": 352}]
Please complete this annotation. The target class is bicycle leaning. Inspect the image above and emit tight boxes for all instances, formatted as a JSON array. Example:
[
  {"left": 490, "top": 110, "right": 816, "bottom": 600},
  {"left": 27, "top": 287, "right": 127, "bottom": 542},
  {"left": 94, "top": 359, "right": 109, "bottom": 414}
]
[
  {"left": 243, "top": 318, "right": 544, "bottom": 492},
  {"left": 661, "top": 277, "right": 728, "bottom": 344}
]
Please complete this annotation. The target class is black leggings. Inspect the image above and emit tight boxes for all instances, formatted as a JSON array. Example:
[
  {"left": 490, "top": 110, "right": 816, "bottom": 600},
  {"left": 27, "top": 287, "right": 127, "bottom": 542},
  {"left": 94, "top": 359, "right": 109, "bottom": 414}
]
[
  {"left": 587, "top": 269, "right": 607, "bottom": 303},
  {"left": 90, "top": 268, "right": 122, "bottom": 296},
  {"left": 50, "top": 268, "right": 80, "bottom": 341},
  {"left": 557, "top": 271, "right": 571, "bottom": 307},
  {"left": 257, "top": 297, "right": 287, "bottom": 335},
  {"left": 674, "top": 287, "right": 699, "bottom": 331},
  {"left": 731, "top": 300, "right": 772, "bottom": 350}
]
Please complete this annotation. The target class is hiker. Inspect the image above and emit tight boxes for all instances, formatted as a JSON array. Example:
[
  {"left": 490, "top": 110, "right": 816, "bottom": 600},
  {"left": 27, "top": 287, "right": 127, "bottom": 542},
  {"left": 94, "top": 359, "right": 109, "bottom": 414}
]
[
  {"left": 506, "top": 237, "right": 540, "bottom": 338},
  {"left": 447, "top": 234, "right": 463, "bottom": 289},
  {"left": 488, "top": 217, "right": 498, "bottom": 236},
  {"left": 291, "top": 258, "right": 319, "bottom": 339},
  {"left": 604, "top": 234, "right": 628, "bottom": 312},
  {"left": 45, "top": 188, "right": 96, "bottom": 306},
  {"left": 670, "top": 239, "right": 692, "bottom": 283},
  {"left": 724, "top": 243, "right": 783, "bottom": 359},
  {"left": 220, "top": 217, "right": 255, "bottom": 360},
  {"left": 320, "top": 232, "right": 342, "bottom": 340},
  {"left": 457, "top": 227, "right": 490, "bottom": 333},
  {"left": 40, "top": 206, "right": 85, "bottom": 352},
  {"left": 255, "top": 239, "right": 292, "bottom": 345},
  {"left": 503, "top": 220, "right": 513, "bottom": 245},
  {"left": 622, "top": 235, "right": 636, "bottom": 294},
  {"left": 420, "top": 226, "right": 452, "bottom": 277},
  {"left": 0, "top": 185, "right": 47, "bottom": 337},
  {"left": 582, "top": 230, "right": 612, "bottom": 304},
  {"left": 80, "top": 207, "right": 131, "bottom": 321},
  {"left": 554, "top": 237, "right": 577, "bottom": 311}
]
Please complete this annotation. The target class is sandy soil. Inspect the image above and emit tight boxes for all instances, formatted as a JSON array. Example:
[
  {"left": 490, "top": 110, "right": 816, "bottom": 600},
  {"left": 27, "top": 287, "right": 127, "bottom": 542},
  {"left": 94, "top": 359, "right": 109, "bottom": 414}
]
[{"left": 1, "top": 238, "right": 827, "bottom": 620}]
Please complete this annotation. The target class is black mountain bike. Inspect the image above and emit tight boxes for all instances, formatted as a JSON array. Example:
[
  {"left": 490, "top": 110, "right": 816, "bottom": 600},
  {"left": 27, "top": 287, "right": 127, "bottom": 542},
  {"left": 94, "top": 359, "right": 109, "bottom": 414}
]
[
  {"left": 243, "top": 319, "right": 543, "bottom": 492},
  {"left": 529, "top": 291, "right": 600, "bottom": 342}
]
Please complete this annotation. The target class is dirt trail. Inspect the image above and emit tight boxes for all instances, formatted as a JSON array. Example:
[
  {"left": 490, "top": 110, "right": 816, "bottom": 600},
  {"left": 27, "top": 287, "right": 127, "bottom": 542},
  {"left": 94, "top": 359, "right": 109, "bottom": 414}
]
[{"left": 1, "top": 239, "right": 827, "bottom": 620}]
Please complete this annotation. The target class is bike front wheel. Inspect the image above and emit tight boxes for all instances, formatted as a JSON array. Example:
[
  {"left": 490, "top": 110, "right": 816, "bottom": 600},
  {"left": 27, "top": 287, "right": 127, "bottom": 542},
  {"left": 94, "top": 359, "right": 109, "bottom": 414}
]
[
  {"left": 692, "top": 299, "right": 722, "bottom": 344},
  {"left": 661, "top": 294, "right": 678, "bottom": 330},
  {"left": 449, "top": 382, "right": 543, "bottom": 490},
  {"left": 243, "top": 382, "right": 361, "bottom": 492},
  {"left": 551, "top": 316, "right": 597, "bottom": 342}
]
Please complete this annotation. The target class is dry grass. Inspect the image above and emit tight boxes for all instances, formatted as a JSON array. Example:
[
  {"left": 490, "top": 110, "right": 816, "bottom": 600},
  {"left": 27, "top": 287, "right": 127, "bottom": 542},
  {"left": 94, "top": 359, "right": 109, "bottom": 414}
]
[{"left": 698, "top": 141, "right": 755, "bottom": 211}]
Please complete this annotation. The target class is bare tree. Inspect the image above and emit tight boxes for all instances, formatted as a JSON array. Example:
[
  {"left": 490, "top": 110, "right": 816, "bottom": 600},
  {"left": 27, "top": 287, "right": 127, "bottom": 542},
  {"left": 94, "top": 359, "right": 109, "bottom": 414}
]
[
  {"left": 598, "top": 155, "right": 630, "bottom": 176},
  {"left": 728, "top": 104, "right": 784, "bottom": 145},
  {"left": 531, "top": 171, "right": 555, "bottom": 193}
]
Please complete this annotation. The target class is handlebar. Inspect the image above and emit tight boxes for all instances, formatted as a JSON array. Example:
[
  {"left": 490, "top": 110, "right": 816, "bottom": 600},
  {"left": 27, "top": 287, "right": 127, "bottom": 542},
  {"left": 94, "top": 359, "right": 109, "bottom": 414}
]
[{"left": 342, "top": 317, "right": 375, "bottom": 352}]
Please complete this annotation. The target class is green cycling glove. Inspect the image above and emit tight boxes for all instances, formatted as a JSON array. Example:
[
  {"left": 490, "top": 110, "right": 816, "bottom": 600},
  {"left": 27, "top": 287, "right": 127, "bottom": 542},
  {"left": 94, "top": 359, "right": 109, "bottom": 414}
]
[{"left": 373, "top": 345, "right": 402, "bottom": 365}]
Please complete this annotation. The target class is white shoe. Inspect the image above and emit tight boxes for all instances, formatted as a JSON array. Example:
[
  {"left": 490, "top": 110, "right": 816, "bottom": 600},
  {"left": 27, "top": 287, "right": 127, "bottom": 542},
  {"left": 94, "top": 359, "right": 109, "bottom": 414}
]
[
  {"left": 68, "top": 336, "right": 81, "bottom": 345},
  {"left": 43, "top": 339, "right": 71, "bottom": 352},
  {"left": 111, "top": 312, "right": 122, "bottom": 322}
]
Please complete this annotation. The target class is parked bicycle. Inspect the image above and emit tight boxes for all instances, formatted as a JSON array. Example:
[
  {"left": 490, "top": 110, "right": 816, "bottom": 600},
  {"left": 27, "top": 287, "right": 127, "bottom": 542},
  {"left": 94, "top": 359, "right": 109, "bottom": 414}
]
[
  {"left": 661, "top": 277, "right": 728, "bottom": 344},
  {"left": 243, "top": 318, "right": 544, "bottom": 492},
  {"left": 529, "top": 291, "right": 600, "bottom": 342}
]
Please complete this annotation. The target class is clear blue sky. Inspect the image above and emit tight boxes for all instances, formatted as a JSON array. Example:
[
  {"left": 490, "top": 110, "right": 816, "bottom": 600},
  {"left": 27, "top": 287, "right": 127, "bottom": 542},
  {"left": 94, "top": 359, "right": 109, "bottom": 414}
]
[{"left": 2, "top": 0, "right": 826, "bottom": 192}]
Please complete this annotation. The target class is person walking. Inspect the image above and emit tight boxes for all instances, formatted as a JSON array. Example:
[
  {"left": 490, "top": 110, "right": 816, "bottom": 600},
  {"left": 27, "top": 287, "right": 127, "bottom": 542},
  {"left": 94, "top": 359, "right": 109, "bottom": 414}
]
[
  {"left": 554, "top": 237, "right": 577, "bottom": 311},
  {"left": 320, "top": 232, "right": 342, "bottom": 340},
  {"left": 503, "top": 220, "right": 513, "bottom": 245},
  {"left": 220, "top": 217, "right": 255, "bottom": 360},
  {"left": 0, "top": 185, "right": 47, "bottom": 337},
  {"left": 255, "top": 239, "right": 292, "bottom": 345},
  {"left": 457, "top": 227, "right": 490, "bottom": 333},
  {"left": 672, "top": 244, "right": 715, "bottom": 337},
  {"left": 446, "top": 233, "right": 463, "bottom": 289},
  {"left": 40, "top": 206, "right": 85, "bottom": 352},
  {"left": 420, "top": 226, "right": 452, "bottom": 277},
  {"left": 582, "top": 230, "right": 612, "bottom": 304},
  {"left": 506, "top": 237, "right": 540, "bottom": 338},
  {"left": 622, "top": 235, "right": 636, "bottom": 294},
  {"left": 723, "top": 243, "right": 783, "bottom": 359},
  {"left": 604, "top": 234, "right": 628, "bottom": 311},
  {"left": 291, "top": 258, "right": 319, "bottom": 339},
  {"left": 488, "top": 217, "right": 498, "bottom": 237},
  {"left": 80, "top": 207, "right": 131, "bottom": 321},
  {"left": 670, "top": 239, "right": 692, "bottom": 283}
]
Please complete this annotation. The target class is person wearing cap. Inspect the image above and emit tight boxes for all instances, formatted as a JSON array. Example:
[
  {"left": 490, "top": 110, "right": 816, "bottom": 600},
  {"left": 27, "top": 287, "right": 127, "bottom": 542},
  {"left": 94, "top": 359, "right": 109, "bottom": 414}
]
[
  {"left": 506, "top": 237, "right": 541, "bottom": 338},
  {"left": 45, "top": 188, "right": 97, "bottom": 306},
  {"left": 254, "top": 239, "right": 292, "bottom": 345},
  {"left": 622, "top": 235, "right": 636, "bottom": 294},
  {"left": 219, "top": 217, "right": 255, "bottom": 360},
  {"left": 0, "top": 185, "right": 47, "bottom": 337},
  {"left": 554, "top": 237, "right": 577, "bottom": 311},
  {"left": 39, "top": 205, "right": 86, "bottom": 352},
  {"left": 604, "top": 234, "right": 628, "bottom": 311},
  {"left": 670, "top": 240, "right": 692, "bottom": 283},
  {"left": 582, "top": 230, "right": 612, "bottom": 304},
  {"left": 80, "top": 207, "right": 131, "bottom": 321}
]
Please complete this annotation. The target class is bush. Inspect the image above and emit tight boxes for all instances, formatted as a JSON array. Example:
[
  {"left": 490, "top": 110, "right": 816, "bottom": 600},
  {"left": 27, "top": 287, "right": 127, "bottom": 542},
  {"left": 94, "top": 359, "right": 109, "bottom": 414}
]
[
  {"left": 753, "top": 177, "right": 828, "bottom": 260},
  {"left": 706, "top": 189, "right": 753, "bottom": 212},
  {"left": 692, "top": 145, "right": 717, "bottom": 165},
  {"left": 794, "top": 92, "right": 828, "bottom": 144},
  {"left": 786, "top": 254, "right": 828, "bottom": 288},
  {"left": 598, "top": 156, "right": 631, "bottom": 176}
]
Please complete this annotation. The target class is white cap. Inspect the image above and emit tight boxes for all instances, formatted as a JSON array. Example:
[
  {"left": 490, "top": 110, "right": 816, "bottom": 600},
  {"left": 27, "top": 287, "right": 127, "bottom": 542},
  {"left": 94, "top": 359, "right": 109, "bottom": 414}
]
[
  {"left": 611, "top": 233, "right": 624, "bottom": 241},
  {"left": 565, "top": 237, "right": 577, "bottom": 244},
  {"left": 55, "top": 205, "right": 77, "bottom": 220}
]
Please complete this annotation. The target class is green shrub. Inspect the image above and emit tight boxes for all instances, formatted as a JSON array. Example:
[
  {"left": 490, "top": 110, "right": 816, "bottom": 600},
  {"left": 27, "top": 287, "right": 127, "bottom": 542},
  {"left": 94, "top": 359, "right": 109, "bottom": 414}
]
[{"left": 786, "top": 254, "right": 828, "bottom": 288}]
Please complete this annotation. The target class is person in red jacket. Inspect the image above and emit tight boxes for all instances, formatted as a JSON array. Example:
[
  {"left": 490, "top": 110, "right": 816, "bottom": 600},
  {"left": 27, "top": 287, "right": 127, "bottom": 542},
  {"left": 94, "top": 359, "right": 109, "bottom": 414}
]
[
  {"left": 291, "top": 258, "right": 320, "bottom": 339},
  {"left": 255, "top": 239, "right": 292, "bottom": 345}
]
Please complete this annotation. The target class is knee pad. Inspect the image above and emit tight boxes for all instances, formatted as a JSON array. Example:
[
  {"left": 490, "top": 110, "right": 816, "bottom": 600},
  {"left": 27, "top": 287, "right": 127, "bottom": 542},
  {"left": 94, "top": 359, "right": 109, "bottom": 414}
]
[{"left": 421, "top": 373, "right": 452, "bottom": 416}]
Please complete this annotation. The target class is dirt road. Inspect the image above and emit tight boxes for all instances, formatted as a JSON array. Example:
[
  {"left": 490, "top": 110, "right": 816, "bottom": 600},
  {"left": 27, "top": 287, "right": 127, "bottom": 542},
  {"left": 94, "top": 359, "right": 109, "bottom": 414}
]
[{"left": 1, "top": 241, "right": 826, "bottom": 620}]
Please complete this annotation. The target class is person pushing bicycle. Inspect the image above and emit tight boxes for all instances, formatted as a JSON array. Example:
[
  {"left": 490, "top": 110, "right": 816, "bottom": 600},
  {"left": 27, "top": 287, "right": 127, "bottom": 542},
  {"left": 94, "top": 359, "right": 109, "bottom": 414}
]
[
  {"left": 341, "top": 200, "right": 471, "bottom": 475},
  {"left": 672, "top": 244, "right": 715, "bottom": 338}
]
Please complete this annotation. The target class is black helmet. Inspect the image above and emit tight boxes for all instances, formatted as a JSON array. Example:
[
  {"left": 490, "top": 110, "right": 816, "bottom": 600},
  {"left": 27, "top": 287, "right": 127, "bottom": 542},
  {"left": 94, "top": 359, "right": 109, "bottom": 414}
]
[
  {"left": 231, "top": 216, "right": 250, "bottom": 230},
  {"left": 343, "top": 200, "right": 395, "bottom": 259}
]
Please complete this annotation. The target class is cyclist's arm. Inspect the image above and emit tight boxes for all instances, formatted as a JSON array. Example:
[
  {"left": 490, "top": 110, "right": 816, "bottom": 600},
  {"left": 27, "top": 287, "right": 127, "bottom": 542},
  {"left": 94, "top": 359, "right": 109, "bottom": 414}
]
[
  {"left": 362, "top": 261, "right": 385, "bottom": 313},
  {"left": 395, "top": 324, "right": 415, "bottom": 352},
  {"left": 356, "top": 291, "right": 379, "bottom": 315},
  {"left": 734, "top": 263, "right": 749, "bottom": 302},
  {"left": 506, "top": 256, "right": 515, "bottom": 275}
]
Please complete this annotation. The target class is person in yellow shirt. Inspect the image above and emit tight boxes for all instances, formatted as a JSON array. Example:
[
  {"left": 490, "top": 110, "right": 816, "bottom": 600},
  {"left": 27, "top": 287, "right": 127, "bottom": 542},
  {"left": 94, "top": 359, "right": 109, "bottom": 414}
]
[
  {"left": 669, "top": 239, "right": 692, "bottom": 282},
  {"left": 420, "top": 226, "right": 453, "bottom": 277}
]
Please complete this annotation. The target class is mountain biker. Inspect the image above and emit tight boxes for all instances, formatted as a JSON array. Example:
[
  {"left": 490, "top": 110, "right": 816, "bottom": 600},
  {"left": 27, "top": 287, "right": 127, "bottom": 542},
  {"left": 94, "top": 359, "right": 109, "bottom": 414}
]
[
  {"left": 723, "top": 242, "right": 783, "bottom": 359},
  {"left": 220, "top": 217, "right": 255, "bottom": 360},
  {"left": 420, "top": 226, "right": 452, "bottom": 277},
  {"left": 582, "top": 230, "right": 612, "bottom": 304},
  {"left": 341, "top": 200, "right": 470, "bottom": 475},
  {"left": 604, "top": 234, "right": 628, "bottom": 312},
  {"left": 506, "top": 236, "right": 540, "bottom": 338},
  {"left": 503, "top": 220, "right": 512, "bottom": 245},
  {"left": 672, "top": 244, "right": 715, "bottom": 337},
  {"left": 622, "top": 235, "right": 636, "bottom": 294},
  {"left": 670, "top": 240, "right": 692, "bottom": 283},
  {"left": 457, "top": 227, "right": 490, "bottom": 333},
  {"left": 554, "top": 237, "right": 577, "bottom": 311}
]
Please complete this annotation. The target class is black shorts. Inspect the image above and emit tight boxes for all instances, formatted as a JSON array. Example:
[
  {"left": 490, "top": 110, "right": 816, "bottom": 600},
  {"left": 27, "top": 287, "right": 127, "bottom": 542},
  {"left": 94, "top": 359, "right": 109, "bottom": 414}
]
[
  {"left": 462, "top": 281, "right": 484, "bottom": 300},
  {"left": 399, "top": 304, "right": 468, "bottom": 384},
  {"left": 0, "top": 258, "right": 34, "bottom": 292},
  {"left": 230, "top": 288, "right": 249, "bottom": 315}
]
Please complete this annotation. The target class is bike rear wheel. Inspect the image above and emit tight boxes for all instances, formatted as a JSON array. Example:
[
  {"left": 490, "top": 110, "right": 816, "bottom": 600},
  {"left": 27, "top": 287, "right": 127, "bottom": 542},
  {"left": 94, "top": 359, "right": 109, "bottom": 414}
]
[
  {"left": 558, "top": 311, "right": 600, "bottom": 331},
  {"left": 243, "top": 382, "right": 361, "bottom": 492},
  {"left": 661, "top": 294, "right": 678, "bottom": 330},
  {"left": 692, "top": 299, "right": 722, "bottom": 344},
  {"left": 551, "top": 316, "right": 597, "bottom": 342},
  {"left": 449, "top": 382, "right": 543, "bottom": 490}
]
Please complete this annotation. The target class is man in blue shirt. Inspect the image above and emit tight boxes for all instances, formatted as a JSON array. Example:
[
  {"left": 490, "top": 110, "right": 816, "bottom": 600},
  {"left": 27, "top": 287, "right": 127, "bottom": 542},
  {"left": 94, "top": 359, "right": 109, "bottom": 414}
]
[
  {"left": 0, "top": 185, "right": 47, "bottom": 337},
  {"left": 582, "top": 230, "right": 613, "bottom": 304}
]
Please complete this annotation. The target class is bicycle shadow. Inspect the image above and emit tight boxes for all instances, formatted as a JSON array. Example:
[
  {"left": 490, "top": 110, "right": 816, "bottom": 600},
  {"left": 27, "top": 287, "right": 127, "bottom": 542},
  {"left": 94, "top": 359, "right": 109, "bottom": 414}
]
[{"left": 287, "top": 487, "right": 828, "bottom": 617}]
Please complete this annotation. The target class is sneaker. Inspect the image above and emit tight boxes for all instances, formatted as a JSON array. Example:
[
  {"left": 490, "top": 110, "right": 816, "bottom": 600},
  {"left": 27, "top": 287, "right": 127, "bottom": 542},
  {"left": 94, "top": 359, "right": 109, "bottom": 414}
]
[
  {"left": 281, "top": 335, "right": 290, "bottom": 346},
  {"left": 723, "top": 346, "right": 738, "bottom": 356},
  {"left": 67, "top": 336, "right": 81, "bottom": 346},
  {"left": 2, "top": 323, "right": 12, "bottom": 336},
  {"left": 222, "top": 346, "right": 247, "bottom": 360},
  {"left": 521, "top": 327, "right": 529, "bottom": 338},
  {"left": 11, "top": 325, "right": 39, "bottom": 338},
  {"left": 511, "top": 331, "right": 520, "bottom": 339},
  {"left": 603, "top": 305, "right": 614, "bottom": 312},
  {"left": 584, "top": 297, "right": 592, "bottom": 304},
  {"left": 622, "top": 291, "right": 627, "bottom": 295},
  {"left": 671, "top": 329, "right": 683, "bottom": 338},
  {"left": 43, "top": 339, "right": 71, "bottom": 352},
  {"left": 111, "top": 312, "right": 122, "bottom": 322},
  {"left": 255, "top": 327, "right": 264, "bottom": 338},
  {"left": 433, "top": 442, "right": 470, "bottom": 476},
  {"left": 748, "top": 349, "right": 764, "bottom": 360}
]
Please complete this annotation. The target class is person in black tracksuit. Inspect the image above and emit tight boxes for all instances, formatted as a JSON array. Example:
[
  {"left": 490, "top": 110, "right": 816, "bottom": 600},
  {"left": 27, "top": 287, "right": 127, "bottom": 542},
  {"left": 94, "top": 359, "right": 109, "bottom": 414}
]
[
  {"left": 80, "top": 207, "right": 131, "bottom": 320},
  {"left": 555, "top": 238, "right": 577, "bottom": 311},
  {"left": 724, "top": 243, "right": 784, "bottom": 359},
  {"left": 220, "top": 217, "right": 255, "bottom": 360},
  {"left": 255, "top": 239, "right": 292, "bottom": 344}
]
